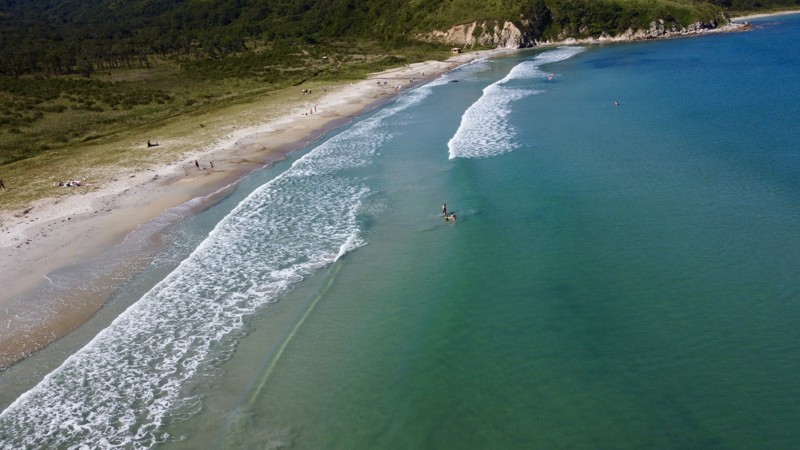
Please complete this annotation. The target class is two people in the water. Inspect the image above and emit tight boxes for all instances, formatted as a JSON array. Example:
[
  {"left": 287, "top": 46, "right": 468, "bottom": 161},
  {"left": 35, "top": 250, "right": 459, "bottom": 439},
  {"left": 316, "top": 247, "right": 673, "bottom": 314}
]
[{"left": 442, "top": 203, "right": 456, "bottom": 222}]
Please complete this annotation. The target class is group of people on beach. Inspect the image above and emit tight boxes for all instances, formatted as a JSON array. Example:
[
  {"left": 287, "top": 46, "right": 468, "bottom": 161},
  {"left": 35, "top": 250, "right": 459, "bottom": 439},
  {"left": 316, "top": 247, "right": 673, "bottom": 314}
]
[
  {"left": 301, "top": 87, "right": 329, "bottom": 94},
  {"left": 57, "top": 177, "right": 87, "bottom": 187},
  {"left": 442, "top": 203, "right": 456, "bottom": 222},
  {"left": 376, "top": 79, "right": 408, "bottom": 91},
  {"left": 194, "top": 160, "right": 214, "bottom": 170}
]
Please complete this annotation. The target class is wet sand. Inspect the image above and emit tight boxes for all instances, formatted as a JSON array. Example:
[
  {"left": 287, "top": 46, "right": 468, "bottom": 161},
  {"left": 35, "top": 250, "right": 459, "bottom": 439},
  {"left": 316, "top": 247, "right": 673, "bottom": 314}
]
[{"left": 0, "top": 51, "right": 494, "bottom": 369}]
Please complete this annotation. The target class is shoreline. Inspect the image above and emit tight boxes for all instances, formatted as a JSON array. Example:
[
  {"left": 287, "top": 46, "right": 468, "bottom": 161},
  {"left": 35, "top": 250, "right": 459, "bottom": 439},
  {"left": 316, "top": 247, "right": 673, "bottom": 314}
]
[
  {"left": 535, "top": 18, "right": 750, "bottom": 47},
  {"left": 0, "top": 8, "right": 779, "bottom": 369},
  {"left": 0, "top": 50, "right": 494, "bottom": 369},
  {"left": 730, "top": 9, "right": 800, "bottom": 21}
]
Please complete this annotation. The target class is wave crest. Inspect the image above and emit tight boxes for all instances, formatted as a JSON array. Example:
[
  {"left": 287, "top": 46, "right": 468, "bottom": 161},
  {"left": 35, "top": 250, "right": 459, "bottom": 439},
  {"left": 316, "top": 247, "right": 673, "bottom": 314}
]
[{"left": 448, "top": 46, "right": 585, "bottom": 160}]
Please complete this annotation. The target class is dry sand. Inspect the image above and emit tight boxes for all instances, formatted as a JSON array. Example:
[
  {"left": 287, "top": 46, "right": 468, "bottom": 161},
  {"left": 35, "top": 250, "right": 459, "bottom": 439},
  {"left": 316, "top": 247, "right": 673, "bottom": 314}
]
[
  {"left": 730, "top": 9, "right": 800, "bottom": 21},
  {"left": 0, "top": 50, "right": 496, "bottom": 368}
]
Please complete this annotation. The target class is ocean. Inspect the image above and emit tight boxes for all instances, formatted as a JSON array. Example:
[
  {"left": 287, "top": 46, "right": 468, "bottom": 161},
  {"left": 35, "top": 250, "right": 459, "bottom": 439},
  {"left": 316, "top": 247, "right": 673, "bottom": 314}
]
[{"left": 1, "top": 14, "right": 799, "bottom": 449}]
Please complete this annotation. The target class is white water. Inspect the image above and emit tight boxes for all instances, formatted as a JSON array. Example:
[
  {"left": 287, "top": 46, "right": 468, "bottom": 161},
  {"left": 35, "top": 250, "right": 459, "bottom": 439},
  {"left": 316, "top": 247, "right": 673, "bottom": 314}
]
[
  {"left": 448, "top": 46, "right": 585, "bottom": 159},
  {"left": 0, "top": 76, "right": 448, "bottom": 450}
]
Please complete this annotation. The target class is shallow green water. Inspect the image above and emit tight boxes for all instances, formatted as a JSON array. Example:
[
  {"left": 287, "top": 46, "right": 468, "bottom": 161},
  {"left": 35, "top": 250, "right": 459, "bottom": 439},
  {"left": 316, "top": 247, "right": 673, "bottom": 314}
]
[{"left": 165, "top": 17, "right": 800, "bottom": 449}]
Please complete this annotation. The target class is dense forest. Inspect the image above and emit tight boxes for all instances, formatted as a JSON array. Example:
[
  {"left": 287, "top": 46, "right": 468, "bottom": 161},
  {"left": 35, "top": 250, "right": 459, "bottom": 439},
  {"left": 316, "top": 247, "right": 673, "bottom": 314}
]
[
  {"left": 0, "top": 0, "right": 798, "bottom": 167},
  {"left": 1, "top": 0, "right": 797, "bottom": 78}
]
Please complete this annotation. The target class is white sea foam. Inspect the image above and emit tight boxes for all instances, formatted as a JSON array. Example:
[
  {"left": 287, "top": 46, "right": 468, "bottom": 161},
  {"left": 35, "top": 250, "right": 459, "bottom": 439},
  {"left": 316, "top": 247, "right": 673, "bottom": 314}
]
[
  {"left": 448, "top": 46, "right": 585, "bottom": 159},
  {"left": 0, "top": 79, "right": 441, "bottom": 449},
  {"left": 335, "top": 233, "right": 362, "bottom": 261}
]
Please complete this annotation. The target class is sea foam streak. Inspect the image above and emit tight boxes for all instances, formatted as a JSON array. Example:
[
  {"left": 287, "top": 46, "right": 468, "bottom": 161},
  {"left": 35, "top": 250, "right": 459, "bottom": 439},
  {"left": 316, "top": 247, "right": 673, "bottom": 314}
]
[
  {"left": 448, "top": 46, "right": 585, "bottom": 159},
  {"left": 0, "top": 79, "right": 441, "bottom": 449}
]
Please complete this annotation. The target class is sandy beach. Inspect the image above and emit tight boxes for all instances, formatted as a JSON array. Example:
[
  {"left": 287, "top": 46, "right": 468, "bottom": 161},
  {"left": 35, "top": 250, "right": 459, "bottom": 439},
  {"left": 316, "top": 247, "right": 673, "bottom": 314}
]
[
  {"left": 1, "top": 4, "right": 782, "bottom": 368},
  {"left": 0, "top": 50, "right": 495, "bottom": 369},
  {"left": 731, "top": 9, "right": 800, "bottom": 21}
]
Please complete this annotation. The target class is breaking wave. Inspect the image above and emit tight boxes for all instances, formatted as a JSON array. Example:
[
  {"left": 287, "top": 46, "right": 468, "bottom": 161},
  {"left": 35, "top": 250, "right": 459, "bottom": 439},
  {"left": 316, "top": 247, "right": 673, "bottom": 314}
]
[{"left": 448, "top": 46, "right": 585, "bottom": 159}]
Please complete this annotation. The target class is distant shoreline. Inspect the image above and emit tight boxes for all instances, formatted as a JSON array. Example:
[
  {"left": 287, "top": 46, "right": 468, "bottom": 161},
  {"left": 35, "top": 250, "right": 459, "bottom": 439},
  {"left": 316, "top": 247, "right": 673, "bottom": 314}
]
[
  {"left": 535, "top": 17, "right": 750, "bottom": 48},
  {"left": 731, "top": 9, "right": 800, "bottom": 21}
]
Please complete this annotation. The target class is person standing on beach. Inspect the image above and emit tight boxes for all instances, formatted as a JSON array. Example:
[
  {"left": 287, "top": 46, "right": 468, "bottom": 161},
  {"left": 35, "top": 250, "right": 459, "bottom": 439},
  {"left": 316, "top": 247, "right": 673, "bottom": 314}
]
[
  {"left": 0, "top": 178, "right": 5, "bottom": 189},
  {"left": 195, "top": 160, "right": 200, "bottom": 169},
  {"left": 210, "top": 161, "right": 214, "bottom": 171}
]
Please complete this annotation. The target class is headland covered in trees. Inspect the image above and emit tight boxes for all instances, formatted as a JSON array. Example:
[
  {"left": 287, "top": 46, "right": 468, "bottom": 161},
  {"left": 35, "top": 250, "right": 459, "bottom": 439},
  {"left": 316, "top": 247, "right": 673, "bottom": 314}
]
[
  {"left": 0, "top": 0, "right": 795, "bottom": 170},
  {"left": 4, "top": 0, "right": 796, "bottom": 78},
  {"left": 0, "top": 0, "right": 797, "bottom": 369}
]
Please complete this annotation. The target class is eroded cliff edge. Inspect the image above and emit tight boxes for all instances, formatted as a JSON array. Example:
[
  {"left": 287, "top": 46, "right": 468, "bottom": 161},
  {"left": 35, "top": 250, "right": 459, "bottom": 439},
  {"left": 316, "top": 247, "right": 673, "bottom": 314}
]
[{"left": 417, "top": 13, "right": 748, "bottom": 49}]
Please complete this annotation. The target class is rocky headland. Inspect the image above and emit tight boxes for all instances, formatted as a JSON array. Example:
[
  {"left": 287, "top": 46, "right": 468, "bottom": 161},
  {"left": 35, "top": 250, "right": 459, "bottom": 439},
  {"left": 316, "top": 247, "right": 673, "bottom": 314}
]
[{"left": 418, "top": 13, "right": 749, "bottom": 49}]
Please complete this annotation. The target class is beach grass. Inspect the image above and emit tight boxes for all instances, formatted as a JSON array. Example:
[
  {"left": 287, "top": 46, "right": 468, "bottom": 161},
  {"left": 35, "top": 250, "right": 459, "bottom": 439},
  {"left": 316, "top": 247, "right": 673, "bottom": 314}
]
[
  {"left": 0, "top": 80, "right": 325, "bottom": 210},
  {"left": 0, "top": 45, "right": 449, "bottom": 211}
]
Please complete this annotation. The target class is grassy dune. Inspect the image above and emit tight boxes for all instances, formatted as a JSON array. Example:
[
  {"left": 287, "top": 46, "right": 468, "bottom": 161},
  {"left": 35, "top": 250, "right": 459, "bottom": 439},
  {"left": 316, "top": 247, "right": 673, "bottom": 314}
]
[{"left": 0, "top": 46, "right": 447, "bottom": 211}]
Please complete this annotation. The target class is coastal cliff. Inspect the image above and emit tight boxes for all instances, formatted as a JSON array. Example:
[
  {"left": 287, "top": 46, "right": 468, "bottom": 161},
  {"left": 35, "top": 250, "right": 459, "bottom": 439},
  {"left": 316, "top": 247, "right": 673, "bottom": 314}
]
[
  {"left": 419, "top": 20, "right": 537, "bottom": 49},
  {"left": 418, "top": 13, "right": 747, "bottom": 49}
]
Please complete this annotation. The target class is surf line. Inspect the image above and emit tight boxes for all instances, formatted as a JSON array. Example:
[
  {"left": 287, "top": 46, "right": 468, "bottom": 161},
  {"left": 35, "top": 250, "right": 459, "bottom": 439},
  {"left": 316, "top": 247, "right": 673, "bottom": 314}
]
[
  {"left": 220, "top": 260, "right": 347, "bottom": 444},
  {"left": 243, "top": 259, "right": 345, "bottom": 409}
]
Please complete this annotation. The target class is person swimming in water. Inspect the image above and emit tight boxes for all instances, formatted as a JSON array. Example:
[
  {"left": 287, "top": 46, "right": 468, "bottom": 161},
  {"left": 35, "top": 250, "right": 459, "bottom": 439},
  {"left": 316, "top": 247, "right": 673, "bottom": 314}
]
[{"left": 442, "top": 203, "right": 447, "bottom": 217}]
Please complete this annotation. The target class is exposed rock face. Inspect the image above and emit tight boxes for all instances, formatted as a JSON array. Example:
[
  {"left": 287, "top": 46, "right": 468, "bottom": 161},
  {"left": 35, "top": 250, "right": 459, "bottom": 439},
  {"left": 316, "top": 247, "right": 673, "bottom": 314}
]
[
  {"left": 583, "top": 13, "right": 735, "bottom": 43},
  {"left": 418, "top": 13, "right": 744, "bottom": 49},
  {"left": 418, "top": 20, "right": 535, "bottom": 49}
]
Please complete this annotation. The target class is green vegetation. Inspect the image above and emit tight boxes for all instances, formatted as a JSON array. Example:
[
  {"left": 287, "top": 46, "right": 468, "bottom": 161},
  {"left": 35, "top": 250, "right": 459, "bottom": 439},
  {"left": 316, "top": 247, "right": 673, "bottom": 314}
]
[
  {"left": 0, "top": 40, "right": 443, "bottom": 167},
  {"left": 0, "top": 0, "right": 798, "bottom": 209},
  {"left": 0, "top": 74, "right": 172, "bottom": 164},
  {"left": 7, "top": 0, "right": 793, "bottom": 78},
  {"left": 707, "top": 0, "right": 800, "bottom": 14},
  {"left": 540, "top": 0, "right": 721, "bottom": 38}
]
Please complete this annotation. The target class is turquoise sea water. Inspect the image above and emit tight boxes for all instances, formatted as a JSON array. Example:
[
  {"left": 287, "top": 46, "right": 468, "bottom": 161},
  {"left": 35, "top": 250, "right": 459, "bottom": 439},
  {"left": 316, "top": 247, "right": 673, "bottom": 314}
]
[{"left": 2, "top": 15, "right": 799, "bottom": 449}]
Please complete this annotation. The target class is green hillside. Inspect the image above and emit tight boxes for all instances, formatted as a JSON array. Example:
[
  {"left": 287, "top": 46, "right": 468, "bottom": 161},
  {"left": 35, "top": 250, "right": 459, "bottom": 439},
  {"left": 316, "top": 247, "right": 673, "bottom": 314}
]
[
  {"left": 0, "top": 0, "right": 797, "bottom": 171},
  {"left": 5, "top": 0, "right": 795, "bottom": 77}
]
